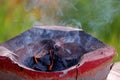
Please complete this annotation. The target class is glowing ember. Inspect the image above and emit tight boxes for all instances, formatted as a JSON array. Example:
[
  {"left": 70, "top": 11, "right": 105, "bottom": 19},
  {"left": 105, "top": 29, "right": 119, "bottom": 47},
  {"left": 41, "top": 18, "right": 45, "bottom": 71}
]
[{"left": 48, "top": 49, "right": 54, "bottom": 71}]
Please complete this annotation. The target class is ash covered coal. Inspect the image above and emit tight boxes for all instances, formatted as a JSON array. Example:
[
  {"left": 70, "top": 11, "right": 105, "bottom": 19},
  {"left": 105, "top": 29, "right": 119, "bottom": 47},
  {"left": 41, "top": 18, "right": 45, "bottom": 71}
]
[{"left": 25, "top": 39, "right": 80, "bottom": 72}]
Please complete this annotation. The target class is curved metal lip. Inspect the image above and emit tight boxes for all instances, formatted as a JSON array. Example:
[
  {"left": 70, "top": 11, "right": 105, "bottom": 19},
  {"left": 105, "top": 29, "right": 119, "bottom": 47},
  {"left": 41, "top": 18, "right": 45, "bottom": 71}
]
[{"left": 33, "top": 26, "right": 83, "bottom": 31}]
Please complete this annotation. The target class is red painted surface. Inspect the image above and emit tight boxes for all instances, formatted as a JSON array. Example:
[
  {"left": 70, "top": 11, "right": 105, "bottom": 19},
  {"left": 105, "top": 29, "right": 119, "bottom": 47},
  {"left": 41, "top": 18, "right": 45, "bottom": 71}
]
[{"left": 0, "top": 46, "right": 115, "bottom": 80}]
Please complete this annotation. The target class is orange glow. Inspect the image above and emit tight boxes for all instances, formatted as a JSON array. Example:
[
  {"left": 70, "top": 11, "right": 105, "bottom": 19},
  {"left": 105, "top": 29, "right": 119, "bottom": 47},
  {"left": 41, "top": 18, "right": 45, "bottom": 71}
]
[
  {"left": 48, "top": 59, "right": 54, "bottom": 71},
  {"left": 34, "top": 56, "right": 38, "bottom": 63},
  {"left": 48, "top": 49, "right": 54, "bottom": 71}
]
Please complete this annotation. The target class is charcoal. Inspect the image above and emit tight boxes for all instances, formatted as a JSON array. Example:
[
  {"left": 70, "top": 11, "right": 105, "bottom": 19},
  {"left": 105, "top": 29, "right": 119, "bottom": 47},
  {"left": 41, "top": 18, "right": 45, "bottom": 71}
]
[
  {"left": 24, "top": 57, "right": 35, "bottom": 68},
  {"left": 53, "top": 45, "right": 60, "bottom": 51},
  {"left": 24, "top": 39, "right": 83, "bottom": 72},
  {"left": 39, "top": 54, "right": 51, "bottom": 66},
  {"left": 41, "top": 39, "right": 55, "bottom": 50},
  {"left": 61, "top": 58, "right": 68, "bottom": 68},
  {"left": 53, "top": 58, "right": 66, "bottom": 71},
  {"left": 41, "top": 39, "right": 55, "bottom": 45},
  {"left": 33, "top": 62, "right": 47, "bottom": 71},
  {"left": 66, "top": 59, "right": 79, "bottom": 67}
]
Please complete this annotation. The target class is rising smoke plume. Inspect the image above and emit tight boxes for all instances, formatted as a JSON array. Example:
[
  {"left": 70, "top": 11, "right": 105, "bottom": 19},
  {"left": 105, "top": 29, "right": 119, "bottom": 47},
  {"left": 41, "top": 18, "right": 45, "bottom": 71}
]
[{"left": 25, "top": 0, "right": 120, "bottom": 30}]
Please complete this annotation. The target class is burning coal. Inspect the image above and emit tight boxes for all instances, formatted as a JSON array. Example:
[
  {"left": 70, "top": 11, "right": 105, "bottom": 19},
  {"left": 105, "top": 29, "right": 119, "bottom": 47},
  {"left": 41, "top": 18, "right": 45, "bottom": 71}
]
[{"left": 26, "top": 39, "right": 82, "bottom": 72}]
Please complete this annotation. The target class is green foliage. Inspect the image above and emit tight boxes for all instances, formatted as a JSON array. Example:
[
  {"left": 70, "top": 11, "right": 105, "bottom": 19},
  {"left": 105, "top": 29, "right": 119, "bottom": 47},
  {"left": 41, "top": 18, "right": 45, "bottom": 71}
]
[{"left": 0, "top": 0, "right": 32, "bottom": 42}]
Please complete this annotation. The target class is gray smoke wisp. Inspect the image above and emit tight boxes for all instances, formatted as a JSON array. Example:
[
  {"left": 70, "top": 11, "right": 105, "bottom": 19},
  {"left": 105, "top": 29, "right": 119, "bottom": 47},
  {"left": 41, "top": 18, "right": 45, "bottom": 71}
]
[{"left": 25, "top": 0, "right": 120, "bottom": 30}]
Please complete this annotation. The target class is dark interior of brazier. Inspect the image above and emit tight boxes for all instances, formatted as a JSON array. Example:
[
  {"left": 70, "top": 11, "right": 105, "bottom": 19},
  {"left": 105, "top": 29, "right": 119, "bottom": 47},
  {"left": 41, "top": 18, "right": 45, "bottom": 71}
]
[{"left": 2, "top": 27, "right": 106, "bottom": 72}]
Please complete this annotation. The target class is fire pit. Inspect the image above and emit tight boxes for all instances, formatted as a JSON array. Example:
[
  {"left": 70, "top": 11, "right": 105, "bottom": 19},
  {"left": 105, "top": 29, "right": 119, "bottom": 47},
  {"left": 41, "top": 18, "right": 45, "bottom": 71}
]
[{"left": 0, "top": 26, "right": 115, "bottom": 80}]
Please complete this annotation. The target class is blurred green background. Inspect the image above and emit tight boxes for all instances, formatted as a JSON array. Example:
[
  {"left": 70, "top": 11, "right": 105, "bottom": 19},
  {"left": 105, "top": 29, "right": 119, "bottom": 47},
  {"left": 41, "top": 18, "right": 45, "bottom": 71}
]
[{"left": 0, "top": 0, "right": 120, "bottom": 61}]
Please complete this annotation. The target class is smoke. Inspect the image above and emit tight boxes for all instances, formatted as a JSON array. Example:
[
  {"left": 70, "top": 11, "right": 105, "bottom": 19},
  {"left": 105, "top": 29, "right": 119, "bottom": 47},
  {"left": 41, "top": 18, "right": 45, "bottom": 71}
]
[
  {"left": 25, "top": 0, "right": 120, "bottom": 30},
  {"left": 25, "top": 0, "right": 79, "bottom": 26}
]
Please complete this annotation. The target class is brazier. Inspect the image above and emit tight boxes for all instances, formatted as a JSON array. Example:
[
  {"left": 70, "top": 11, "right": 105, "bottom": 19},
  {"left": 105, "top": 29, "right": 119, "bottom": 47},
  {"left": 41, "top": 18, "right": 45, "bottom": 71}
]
[{"left": 0, "top": 26, "right": 115, "bottom": 80}]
